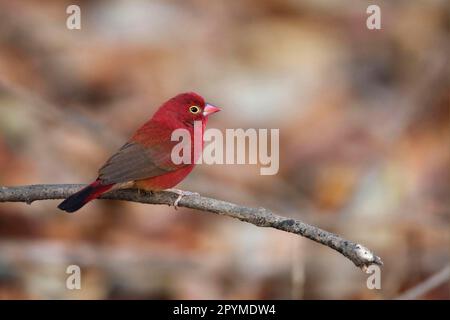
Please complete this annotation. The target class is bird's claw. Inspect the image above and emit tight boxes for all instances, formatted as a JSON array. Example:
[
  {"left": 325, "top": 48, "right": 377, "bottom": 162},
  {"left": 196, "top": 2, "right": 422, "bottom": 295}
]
[{"left": 166, "top": 189, "right": 200, "bottom": 209}]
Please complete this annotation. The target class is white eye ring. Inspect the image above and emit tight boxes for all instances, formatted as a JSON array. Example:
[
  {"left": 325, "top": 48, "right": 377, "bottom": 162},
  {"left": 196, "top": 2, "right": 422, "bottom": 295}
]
[{"left": 189, "top": 105, "right": 201, "bottom": 114}]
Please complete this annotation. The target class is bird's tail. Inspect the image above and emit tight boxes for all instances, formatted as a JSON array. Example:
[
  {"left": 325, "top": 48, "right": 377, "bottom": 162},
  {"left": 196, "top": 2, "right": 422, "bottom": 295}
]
[{"left": 58, "top": 180, "right": 113, "bottom": 213}]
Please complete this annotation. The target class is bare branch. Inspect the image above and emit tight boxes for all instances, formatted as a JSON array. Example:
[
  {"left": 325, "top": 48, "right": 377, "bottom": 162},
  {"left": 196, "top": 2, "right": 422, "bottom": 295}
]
[{"left": 0, "top": 184, "right": 382, "bottom": 270}]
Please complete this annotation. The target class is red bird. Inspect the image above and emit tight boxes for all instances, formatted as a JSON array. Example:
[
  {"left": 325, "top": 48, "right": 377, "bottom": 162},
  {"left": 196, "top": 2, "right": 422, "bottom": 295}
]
[{"left": 58, "top": 92, "right": 221, "bottom": 213}]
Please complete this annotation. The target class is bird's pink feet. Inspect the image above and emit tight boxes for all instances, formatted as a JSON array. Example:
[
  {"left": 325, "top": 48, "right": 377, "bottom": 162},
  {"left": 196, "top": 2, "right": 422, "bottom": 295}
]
[{"left": 166, "top": 189, "right": 199, "bottom": 209}]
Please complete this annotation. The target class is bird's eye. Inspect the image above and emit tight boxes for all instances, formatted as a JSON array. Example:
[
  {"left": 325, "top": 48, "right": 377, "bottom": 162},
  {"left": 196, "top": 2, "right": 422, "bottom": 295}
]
[{"left": 189, "top": 106, "right": 200, "bottom": 114}]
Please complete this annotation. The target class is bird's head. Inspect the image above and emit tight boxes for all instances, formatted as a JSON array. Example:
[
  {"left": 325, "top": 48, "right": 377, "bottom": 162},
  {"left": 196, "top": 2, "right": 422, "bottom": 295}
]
[{"left": 153, "top": 92, "right": 221, "bottom": 124}]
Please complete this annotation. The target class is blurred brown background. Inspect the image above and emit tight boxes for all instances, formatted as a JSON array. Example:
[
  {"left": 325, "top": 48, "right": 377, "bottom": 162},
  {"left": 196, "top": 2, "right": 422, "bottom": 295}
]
[{"left": 0, "top": 0, "right": 448, "bottom": 299}]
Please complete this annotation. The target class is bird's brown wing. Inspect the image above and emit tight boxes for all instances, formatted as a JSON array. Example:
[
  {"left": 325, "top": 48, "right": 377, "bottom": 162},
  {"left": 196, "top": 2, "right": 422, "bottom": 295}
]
[{"left": 98, "top": 125, "right": 188, "bottom": 185}]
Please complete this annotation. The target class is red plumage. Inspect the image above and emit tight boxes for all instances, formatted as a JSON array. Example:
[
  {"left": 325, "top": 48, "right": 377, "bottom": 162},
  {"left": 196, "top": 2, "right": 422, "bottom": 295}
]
[{"left": 58, "top": 92, "right": 220, "bottom": 213}]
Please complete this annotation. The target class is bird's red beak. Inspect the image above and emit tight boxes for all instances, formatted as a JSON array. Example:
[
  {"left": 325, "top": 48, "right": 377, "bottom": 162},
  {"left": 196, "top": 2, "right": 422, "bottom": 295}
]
[{"left": 203, "top": 103, "right": 221, "bottom": 117}]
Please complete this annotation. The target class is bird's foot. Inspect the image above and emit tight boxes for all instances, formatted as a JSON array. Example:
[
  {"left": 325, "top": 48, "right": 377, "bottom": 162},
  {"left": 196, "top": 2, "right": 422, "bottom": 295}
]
[
  {"left": 136, "top": 188, "right": 151, "bottom": 197},
  {"left": 165, "top": 189, "right": 200, "bottom": 209}
]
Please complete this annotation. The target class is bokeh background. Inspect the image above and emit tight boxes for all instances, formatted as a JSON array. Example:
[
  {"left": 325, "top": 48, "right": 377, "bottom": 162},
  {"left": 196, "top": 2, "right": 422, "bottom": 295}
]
[{"left": 0, "top": 0, "right": 448, "bottom": 299}]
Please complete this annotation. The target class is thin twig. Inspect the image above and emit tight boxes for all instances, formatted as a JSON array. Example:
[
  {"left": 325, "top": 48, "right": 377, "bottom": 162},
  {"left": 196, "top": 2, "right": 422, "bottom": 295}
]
[
  {"left": 0, "top": 184, "right": 383, "bottom": 270},
  {"left": 395, "top": 265, "right": 450, "bottom": 300}
]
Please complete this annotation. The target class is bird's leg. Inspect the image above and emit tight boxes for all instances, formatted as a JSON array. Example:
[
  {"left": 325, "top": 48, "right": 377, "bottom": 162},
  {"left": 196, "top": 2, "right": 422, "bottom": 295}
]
[
  {"left": 127, "top": 182, "right": 154, "bottom": 197},
  {"left": 165, "top": 189, "right": 200, "bottom": 209},
  {"left": 138, "top": 188, "right": 154, "bottom": 197}
]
